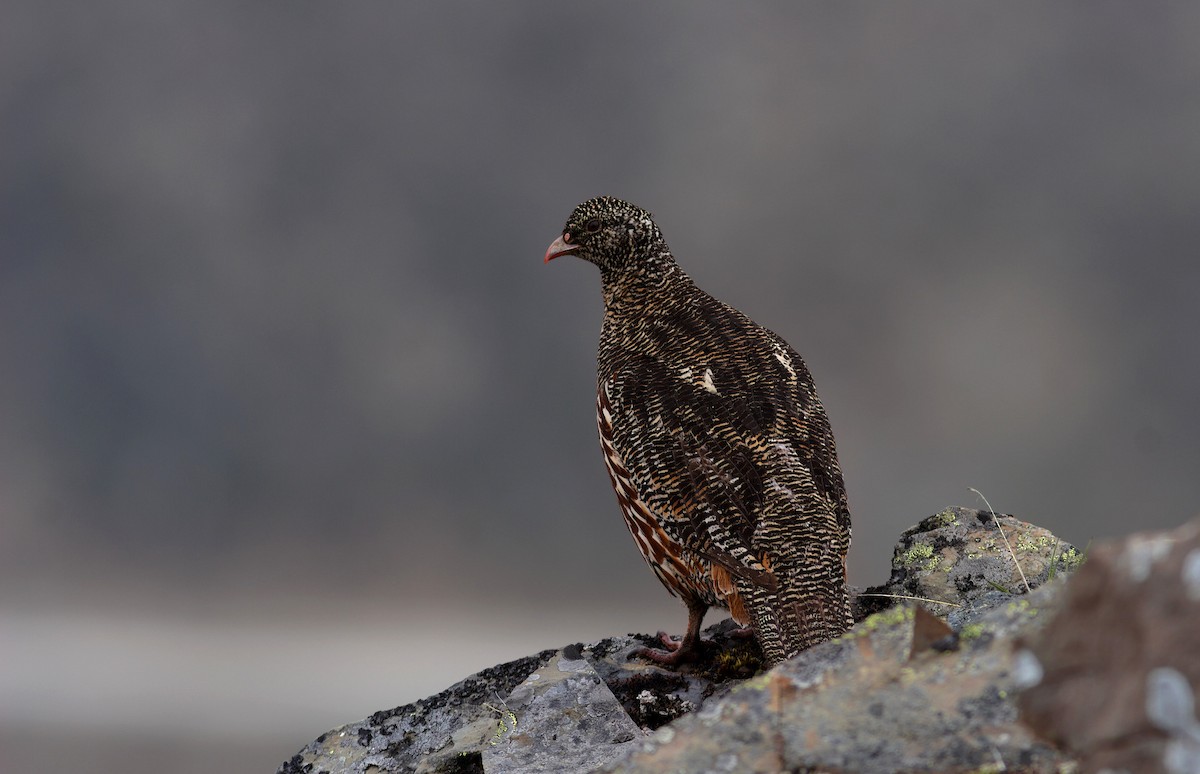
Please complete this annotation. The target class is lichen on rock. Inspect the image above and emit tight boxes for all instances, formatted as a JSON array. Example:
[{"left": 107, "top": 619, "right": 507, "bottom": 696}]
[
  {"left": 280, "top": 509, "right": 1089, "bottom": 774},
  {"left": 857, "top": 506, "right": 1079, "bottom": 619}
]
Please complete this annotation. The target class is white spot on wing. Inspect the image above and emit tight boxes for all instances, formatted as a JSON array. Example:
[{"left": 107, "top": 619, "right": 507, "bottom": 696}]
[
  {"left": 772, "top": 341, "right": 796, "bottom": 378},
  {"left": 702, "top": 367, "right": 717, "bottom": 394}
]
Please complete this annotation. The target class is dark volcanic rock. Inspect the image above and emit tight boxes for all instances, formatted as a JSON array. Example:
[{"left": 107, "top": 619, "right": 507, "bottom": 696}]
[{"left": 1018, "top": 515, "right": 1200, "bottom": 774}]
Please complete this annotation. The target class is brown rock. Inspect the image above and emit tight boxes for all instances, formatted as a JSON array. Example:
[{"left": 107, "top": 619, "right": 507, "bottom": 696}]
[{"left": 1017, "top": 516, "right": 1200, "bottom": 774}]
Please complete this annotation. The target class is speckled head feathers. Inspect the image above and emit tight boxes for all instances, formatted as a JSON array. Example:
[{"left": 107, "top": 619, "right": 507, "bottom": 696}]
[{"left": 545, "top": 196, "right": 670, "bottom": 274}]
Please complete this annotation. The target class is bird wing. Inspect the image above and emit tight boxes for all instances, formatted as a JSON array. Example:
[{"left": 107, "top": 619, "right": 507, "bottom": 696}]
[{"left": 602, "top": 300, "right": 849, "bottom": 591}]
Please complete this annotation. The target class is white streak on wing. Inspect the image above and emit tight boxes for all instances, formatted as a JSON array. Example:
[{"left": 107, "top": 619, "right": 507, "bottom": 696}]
[{"left": 773, "top": 342, "right": 796, "bottom": 378}]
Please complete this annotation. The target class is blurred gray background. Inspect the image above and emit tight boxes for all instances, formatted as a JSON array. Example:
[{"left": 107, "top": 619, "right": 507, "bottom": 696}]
[{"left": 2, "top": 3, "right": 1198, "bottom": 773}]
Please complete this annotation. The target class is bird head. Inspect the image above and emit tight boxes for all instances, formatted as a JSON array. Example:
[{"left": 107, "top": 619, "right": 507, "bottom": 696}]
[{"left": 544, "top": 196, "right": 669, "bottom": 275}]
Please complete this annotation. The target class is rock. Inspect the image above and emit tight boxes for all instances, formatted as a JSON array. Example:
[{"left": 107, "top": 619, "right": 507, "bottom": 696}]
[
  {"left": 598, "top": 580, "right": 1074, "bottom": 773},
  {"left": 276, "top": 648, "right": 556, "bottom": 774},
  {"left": 278, "top": 624, "right": 763, "bottom": 774},
  {"left": 1017, "top": 515, "right": 1200, "bottom": 774},
  {"left": 857, "top": 506, "right": 1080, "bottom": 620},
  {"left": 279, "top": 509, "right": 1083, "bottom": 774},
  {"left": 480, "top": 646, "right": 641, "bottom": 773}
]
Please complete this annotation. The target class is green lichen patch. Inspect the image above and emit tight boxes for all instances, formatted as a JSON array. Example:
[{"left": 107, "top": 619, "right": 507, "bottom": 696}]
[
  {"left": 1015, "top": 533, "right": 1057, "bottom": 553},
  {"left": 1005, "top": 598, "right": 1040, "bottom": 620},
  {"left": 931, "top": 508, "right": 961, "bottom": 527},
  {"left": 1056, "top": 546, "right": 1082, "bottom": 570},
  {"left": 839, "top": 603, "right": 917, "bottom": 642},
  {"left": 903, "top": 543, "right": 935, "bottom": 566},
  {"left": 865, "top": 604, "right": 915, "bottom": 631}
]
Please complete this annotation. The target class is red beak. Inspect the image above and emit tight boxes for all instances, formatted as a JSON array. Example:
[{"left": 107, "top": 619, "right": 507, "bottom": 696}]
[{"left": 543, "top": 234, "right": 579, "bottom": 263}]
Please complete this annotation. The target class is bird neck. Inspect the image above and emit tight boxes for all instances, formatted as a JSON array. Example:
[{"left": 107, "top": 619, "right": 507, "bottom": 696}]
[{"left": 598, "top": 252, "right": 692, "bottom": 318}]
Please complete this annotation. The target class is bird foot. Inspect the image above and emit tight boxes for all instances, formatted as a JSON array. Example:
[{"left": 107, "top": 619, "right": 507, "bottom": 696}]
[
  {"left": 654, "top": 630, "right": 686, "bottom": 650},
  {"left": 633, "top": 631, "right": 705, "bottom": 665},
  {"left": 728, "top": 625, "right": 756, "bottom": 640}
]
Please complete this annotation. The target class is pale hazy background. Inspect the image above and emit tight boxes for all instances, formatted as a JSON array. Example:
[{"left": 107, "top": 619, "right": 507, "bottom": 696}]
[{"left": 2, "top": 3, "right": 1198, "bottom": 773}]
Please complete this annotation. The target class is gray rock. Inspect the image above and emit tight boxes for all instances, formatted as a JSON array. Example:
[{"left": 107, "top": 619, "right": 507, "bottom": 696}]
[
  {"left": 598, "top": 579, "right": 1074, "bottom": 774},
  {"left": 857, "top": 506, "right": 1080, "bottom": 621},
  {"left": 276, "top": 625, "right": 763, "bottom": 774},
  {"left": 481, "top": 647, "right": 641, "bottom": 773},
  {"left": 279, "top": 508, "right": 1083, "bottom": 774},
  {"left": 276, "top": 648, "right": 556, "bottom": 774},
  {"left": 1018, "top": 515, "right": 1200, "bottom": 774}
]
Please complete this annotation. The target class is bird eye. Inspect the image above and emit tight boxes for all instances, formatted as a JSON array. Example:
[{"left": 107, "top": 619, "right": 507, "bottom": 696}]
[{"left": 585, "top": 218, "right": 602, "bottom": 233}]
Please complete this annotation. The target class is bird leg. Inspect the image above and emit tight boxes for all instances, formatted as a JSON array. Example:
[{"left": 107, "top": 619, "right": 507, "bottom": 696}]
[{"left": 634, "top": 598, "right": 708, "bottom": 665}]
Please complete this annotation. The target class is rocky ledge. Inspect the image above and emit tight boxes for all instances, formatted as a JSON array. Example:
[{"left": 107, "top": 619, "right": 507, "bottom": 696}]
[{"left": 278, "top": 507, "right": 1200, "bottom": 774}]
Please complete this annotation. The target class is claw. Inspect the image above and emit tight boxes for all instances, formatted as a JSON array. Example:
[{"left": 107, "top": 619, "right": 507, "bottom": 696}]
[
  {"left": 634, "top": 630, "right": 705, "bottom": 665},
  {"left": 656, "top": 631, "right": 683, "bottom": 650},
  {"left": 634, "top": 643, "right": 702, "bottom": 665},
  {"left": 631, "top": 599, "right": 709, "bottom": 666}
]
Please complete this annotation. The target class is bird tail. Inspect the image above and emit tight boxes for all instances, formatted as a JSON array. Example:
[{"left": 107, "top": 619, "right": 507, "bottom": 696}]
[{"left": 751, "top": 547, "right": 853, "bottom": 664}]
